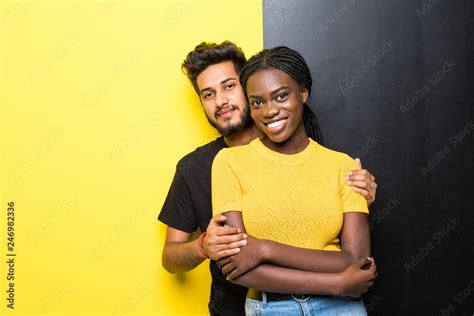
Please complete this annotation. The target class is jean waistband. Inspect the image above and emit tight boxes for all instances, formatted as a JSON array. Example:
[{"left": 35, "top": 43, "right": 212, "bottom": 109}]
[
  {"left": 247, "top": 289, "right": 361, "bottom": 303},
  {"left": 247, "top": 289, "right": 313, "bottom": 302}
]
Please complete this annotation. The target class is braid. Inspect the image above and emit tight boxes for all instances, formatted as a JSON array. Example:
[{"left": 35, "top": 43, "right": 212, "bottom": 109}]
[
  {"left": 239, "top": 47, "right": 324, "bottom": 144},
  {"left": 303, "top": 103, "right": 324, "bottom": 145}
]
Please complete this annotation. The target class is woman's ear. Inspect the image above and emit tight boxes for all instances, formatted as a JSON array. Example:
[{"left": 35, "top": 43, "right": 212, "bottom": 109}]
[{"left": 301, "top": 87, "right": 309, "bottom": 103}]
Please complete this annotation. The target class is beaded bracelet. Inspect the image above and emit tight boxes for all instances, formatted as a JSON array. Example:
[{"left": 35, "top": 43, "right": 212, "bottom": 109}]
[{"left": 198, "top": 232, "right": 209, "bottom": 259}]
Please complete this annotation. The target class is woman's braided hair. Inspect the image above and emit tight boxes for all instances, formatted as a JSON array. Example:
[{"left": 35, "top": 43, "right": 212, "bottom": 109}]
[{"left": 239, "top": 46, "right": 324, "bottom": 144}]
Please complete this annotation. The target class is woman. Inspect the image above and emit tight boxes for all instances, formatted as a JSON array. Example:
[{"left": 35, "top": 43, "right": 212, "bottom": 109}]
[{"left": 212, "top": 46, "right": 376, "bottom": 315}]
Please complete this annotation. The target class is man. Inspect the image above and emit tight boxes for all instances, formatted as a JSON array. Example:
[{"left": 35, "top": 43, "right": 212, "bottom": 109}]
[{"left": 158, "top": 41, "right": 378, "bottom": 315}]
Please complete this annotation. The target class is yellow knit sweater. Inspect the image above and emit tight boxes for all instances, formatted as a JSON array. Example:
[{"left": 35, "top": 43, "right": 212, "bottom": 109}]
[{"left": 212, "top": 138, "right": 368, "bottom": 251}]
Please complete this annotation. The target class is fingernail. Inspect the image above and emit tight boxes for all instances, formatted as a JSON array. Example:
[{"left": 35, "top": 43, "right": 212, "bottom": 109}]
[
  {"left": 348, "top": 171, "right": 353, "bottom": 175},
  {"left": 347, "top": 181, "right": 352, "bottom": 185},
  {"left": 242, "top": 240, "right": 247, "bottom": 245},
  {"left": 243, "top": 234, "right": 247, "bottom": 238}
]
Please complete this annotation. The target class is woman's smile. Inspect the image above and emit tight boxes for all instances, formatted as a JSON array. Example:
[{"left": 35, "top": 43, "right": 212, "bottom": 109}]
[{"left": 263, "top": 117, "right": 289, "bottom": 133}]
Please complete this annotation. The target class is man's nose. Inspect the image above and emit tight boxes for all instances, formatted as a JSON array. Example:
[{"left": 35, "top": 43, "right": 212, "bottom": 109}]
[{"left": 215, "top": 91, "right": 229, "bottom": 108}]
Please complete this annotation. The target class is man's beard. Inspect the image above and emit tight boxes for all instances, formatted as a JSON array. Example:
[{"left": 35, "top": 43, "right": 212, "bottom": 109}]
[{"left": 207, "top": 105, "right": 253, "bottom": 137}]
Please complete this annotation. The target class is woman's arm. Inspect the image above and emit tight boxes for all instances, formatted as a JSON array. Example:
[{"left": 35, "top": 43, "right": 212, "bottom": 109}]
[
  {"left": 214, "top": 211, "right": 376, "bottom": 296},
  {"left": 233, "top": 263, "right": 341, "bottom": 295},
  {"left": 218, "top": 211, "right": 370, "bottom": 279},
  {"left": 232, "top": 259, "right": 376, "bottom": 297}
]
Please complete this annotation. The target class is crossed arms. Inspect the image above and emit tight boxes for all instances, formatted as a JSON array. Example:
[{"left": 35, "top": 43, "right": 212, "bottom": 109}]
[{"left": 161, "top": 162, "right": 378, "bottom": 296}]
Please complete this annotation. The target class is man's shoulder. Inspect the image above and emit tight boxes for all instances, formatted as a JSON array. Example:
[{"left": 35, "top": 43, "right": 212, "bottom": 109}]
[
  {"left": 214, "top": 141, "right": 254, "bottom": 160},
  {"left": 176, "top": 137, "right": 226, "bottom": 175}
]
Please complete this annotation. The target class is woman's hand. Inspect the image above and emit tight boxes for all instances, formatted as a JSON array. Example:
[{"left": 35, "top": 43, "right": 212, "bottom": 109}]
[
  {"left": 336, "top": 257, "right": 377, "bottom": 297},
  {"left": 217, "top": 235, "right": 268, "bottom": 280},
  {"left": 347, "top": 158, "right": 378, "bottom": 206}
]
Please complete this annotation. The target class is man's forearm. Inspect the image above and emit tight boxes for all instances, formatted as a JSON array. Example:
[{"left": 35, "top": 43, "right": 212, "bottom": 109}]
[
  {"left": 231, "top": 263, "right": 341, "bottom": 295},
  {"left": 262, "top": 239, "right": 355, "bottom": 273},
  {"left": 162, "top": 239, "right": 205, "bottom": 274}
]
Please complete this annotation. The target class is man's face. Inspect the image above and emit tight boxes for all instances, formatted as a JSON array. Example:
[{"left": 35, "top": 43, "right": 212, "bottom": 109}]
[{"left": 196, "top": 61, "right": 251, "bottom": 136}]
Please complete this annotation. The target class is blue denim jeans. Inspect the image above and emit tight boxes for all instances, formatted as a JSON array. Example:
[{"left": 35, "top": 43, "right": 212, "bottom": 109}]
[{"left": 244, "top": 292, "right": 367, "bottom": 316}]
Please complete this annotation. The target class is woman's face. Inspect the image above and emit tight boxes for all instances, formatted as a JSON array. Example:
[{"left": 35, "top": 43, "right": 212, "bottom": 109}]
[{"left": 246, "top": 68, "right": 308, "bottom": 144}]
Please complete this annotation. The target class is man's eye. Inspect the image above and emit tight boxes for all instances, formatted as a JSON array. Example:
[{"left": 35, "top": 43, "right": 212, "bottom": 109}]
[
  {"left": 276, "top": 93, "right": 288, "bottom": 101},
  {"left": 203, "top": 92, "right": 214, "bottom": 99},
  {"left": 225, "top": 83, "right": 235, "bottom": 90}
]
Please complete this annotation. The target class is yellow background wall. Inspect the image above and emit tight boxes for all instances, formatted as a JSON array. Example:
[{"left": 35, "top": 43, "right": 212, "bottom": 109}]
[{"left": 1, "top": 0, "right": 262, "bottom": 314}]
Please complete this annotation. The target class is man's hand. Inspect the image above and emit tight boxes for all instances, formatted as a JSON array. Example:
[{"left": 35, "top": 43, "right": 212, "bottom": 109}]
[
  {"left": 336, "top": 257, "right": 377, "bottom": 297},
  {"left": 347, "top": 158, "right": 378, "bottom": 206},
  {"left": 217, "top": 235, "right": 267, "bottom": 280},
  {"left": 203, "top": 213, "right": 247, "bottom": 261}
]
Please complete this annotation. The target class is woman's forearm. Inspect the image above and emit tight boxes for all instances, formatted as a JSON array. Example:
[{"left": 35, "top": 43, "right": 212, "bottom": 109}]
[
  {"left": 231, "top": 263, "right": 341, "bottom": 295},
  {"left": 220, "top": 211, "right": 370, "bottom": 274},
  {"left": 261, "top": 213, "right": 371, "bottom": 272},
  {"left": 262, "top": 239, "right": 355, "bottom": 272}
]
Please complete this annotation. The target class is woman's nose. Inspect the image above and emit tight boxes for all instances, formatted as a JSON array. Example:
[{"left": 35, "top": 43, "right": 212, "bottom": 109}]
[{"left": 263, "top": 102, "right": 279, "bottom": 117}]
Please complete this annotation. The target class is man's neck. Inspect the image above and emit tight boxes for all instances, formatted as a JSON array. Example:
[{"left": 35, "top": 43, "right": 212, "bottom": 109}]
[{"left": 224, "top": 125, "right": 263, "bottom": 147}]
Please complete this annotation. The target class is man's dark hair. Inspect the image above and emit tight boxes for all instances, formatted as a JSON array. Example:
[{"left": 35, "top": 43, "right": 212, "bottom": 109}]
[
  {"left": 239, "top": 46, "right": 324, "bottom": 144},
  {"left": 182, "top": 41, "right": 247, "bottom": 93}
]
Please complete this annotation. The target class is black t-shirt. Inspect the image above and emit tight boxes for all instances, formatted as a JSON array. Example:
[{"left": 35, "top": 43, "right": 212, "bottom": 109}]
[{"left": 158, "top": 137, "right": 247, "bottom": 316}]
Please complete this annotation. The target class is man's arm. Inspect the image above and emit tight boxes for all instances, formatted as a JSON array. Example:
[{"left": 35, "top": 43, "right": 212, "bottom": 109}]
[
  {"left": 162, "top": 227, "right": 203, "bottom": 274},
  {"left": 162, "top": 214, "right": 247, "bottom": 274}
]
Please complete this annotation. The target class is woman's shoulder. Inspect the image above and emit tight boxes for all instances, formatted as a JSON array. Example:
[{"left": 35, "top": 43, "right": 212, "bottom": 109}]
[{"left": 314, "top": 141, "right": 358, "bottom": 167}]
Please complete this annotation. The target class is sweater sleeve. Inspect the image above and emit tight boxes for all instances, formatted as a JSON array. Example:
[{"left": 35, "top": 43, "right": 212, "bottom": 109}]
[
  {"left": 211, "top": 150, "right": 243, "bottom": 216},
  {"left": 339, "top": 155, "right": 369, "bottom": 214}
]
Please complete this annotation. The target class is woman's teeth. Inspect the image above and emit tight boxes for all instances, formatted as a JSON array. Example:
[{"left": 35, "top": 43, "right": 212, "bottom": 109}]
[{"left": 267, "top": 119, "right": 287, "bottom": 129}]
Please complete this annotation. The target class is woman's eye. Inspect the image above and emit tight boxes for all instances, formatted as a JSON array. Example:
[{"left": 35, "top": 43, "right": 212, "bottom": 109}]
[
  {"left": 276, "top": 93, "right": 288, "bottom": 101},
  {"left": 251, "top": 100, "right": 262, "bottom": 107}
]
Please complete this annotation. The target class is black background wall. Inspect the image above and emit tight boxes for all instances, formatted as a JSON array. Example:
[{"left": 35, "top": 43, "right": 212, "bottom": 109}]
[{"left": 263, "top": 0, "right": 473, "bottom": 314}]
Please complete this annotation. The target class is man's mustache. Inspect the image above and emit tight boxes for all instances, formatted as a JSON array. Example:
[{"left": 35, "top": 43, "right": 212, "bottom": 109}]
[{"left": 215, "top": 105, "right": 238, "bottom": 118}]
